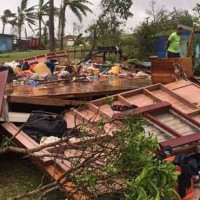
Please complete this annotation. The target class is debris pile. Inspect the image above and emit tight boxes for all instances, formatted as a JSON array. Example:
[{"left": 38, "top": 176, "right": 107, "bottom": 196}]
[{"left": 0, "top": 55, "right": 151, "bottom": 86}]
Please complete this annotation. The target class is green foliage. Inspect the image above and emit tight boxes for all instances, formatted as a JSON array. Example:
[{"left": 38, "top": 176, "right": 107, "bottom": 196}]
[
  {"left": 17, "top": 0, "right": 38, "bottom": 38},
  {"left": 87, "top": 0, "right": 133, "bottom": 51},
  {"left": 59, "top": 0, "right": 92, "bottom": 49},
  {"left": 125, "top": 161, "right": 180, "bottom": 200},
  {"left": 193, "top": 3, "right": 200, "bottom": 24},
  {"left": 101, "top": 0, "right": 133, "bottom": 20},
  {"left": 105, "top": 96, "right": 115, "bottom": 106},
  {"left": 86, "top": 17, "right": 123, "bottom": 48},
  {"left": 0, "top": 9, "right": 16, "bottom": 34},
  {"left": 69, "top": 114, "right": 179, "bottom": 199},
  {"left": 133, "top": 22, "right": 156, "bottom": 60},
  {"left": 129, "top": 0, "right": 194, "bottom": 60}
]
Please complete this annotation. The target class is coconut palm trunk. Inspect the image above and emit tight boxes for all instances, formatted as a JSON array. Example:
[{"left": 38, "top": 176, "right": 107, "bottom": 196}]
[
  {"left": 59, "top": 0, "right": 92, "bottom": 50},
  {"left": 2, "top": 24, "right": 5, "bottom": 34},
  {"left": 39, "top": 15, "right": 42, "bottom": 45},
  {"left": 60, "top": 3, "right": 67, "bottom": 50},
  {"left": 49, "top": 0, "right": 55, "bottom": 51}
]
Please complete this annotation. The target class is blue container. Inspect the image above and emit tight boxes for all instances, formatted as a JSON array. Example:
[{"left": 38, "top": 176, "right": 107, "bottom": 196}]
[
  {"left": 156, "top": 50, "right": 166, "bottom": 58},
  {"left": 153, "top": 35, "right": 168, "bottom": 51}
]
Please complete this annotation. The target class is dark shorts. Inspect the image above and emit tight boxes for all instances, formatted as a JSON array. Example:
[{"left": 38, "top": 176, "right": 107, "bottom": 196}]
[{"left": 167, "top": 51, "right": 180, "bottom": 58}]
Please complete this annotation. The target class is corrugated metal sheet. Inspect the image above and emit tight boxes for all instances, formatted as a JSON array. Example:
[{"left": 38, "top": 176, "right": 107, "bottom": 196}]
[{"left": 0, "top": 34, "right": 13, "bottom": 52}]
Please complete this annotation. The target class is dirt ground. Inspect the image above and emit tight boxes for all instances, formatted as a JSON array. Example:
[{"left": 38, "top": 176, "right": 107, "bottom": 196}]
[{"left": 0, "top": 153, "right": 66, "bottom": 200}]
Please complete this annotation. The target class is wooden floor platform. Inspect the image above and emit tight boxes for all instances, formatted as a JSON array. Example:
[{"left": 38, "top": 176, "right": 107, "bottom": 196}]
[{"left": 6, "top": 77, "right": 151, "bottom": 105}]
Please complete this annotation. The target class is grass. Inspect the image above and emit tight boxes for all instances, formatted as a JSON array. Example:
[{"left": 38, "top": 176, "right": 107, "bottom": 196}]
[
  {"left": 0, "top": 46, "right": 90, "bottom": 63},
  {"left": 0, "top": 153, "right": 66, "bottom": 200},
  {"left": 0, "top": 50, "right": 49, "bottom": 62}
]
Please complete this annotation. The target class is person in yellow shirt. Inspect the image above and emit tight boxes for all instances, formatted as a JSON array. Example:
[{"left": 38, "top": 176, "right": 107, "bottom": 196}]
[{"left": 166, "top": 26, "right": 184, "bottom": 58}]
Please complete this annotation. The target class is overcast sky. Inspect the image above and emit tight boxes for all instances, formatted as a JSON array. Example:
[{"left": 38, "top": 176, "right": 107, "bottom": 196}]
[{"left": 0, "top": 0, "right": 199, "bottom": 37}]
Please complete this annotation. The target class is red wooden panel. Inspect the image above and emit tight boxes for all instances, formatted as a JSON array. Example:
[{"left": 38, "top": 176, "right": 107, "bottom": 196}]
[
  {"left": 160, "top": 132, "right": 200, "bottom": 148},
  {"left": 0, "top": 70, "right": 8, "bottom": 115},
  {"left": 1, "top": 122, "right": 52, "bottom": 164},
  {"left": 24, "top": 57, "right": 38, "bottom": 65},
  {"left": 36, "top": 55, "right": 47, "bottom": 63}
]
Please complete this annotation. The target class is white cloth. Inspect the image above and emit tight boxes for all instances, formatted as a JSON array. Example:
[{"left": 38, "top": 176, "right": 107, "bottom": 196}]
[{"left": 40, "top": 136, "right": 60, "bottom": 145}]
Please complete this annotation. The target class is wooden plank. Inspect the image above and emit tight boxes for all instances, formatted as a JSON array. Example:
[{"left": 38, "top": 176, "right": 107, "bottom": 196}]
[
  {"left": 0, "top": 70, "right": 8, "bottom": 116},
  {"left": 186, "top": 23, "right": 196, "bottom": 57},
  {"left": 148, "top": 86, "right": 197, "bottom": 114},
  {"left": 8, "top": 96, "right": 87, "bottom": 106},
  {"left": 151, "top": 58, "right": 193, "bottom": 84},
  {"left": 8, "top": 112, "right": 30, "bottom": 123},
  {"left": 160, "top": 132, "right": 200, "bottom": 148},
  {"left": 165, "top": 79, "right": 193, "bottom": 90},
  {"left": 113, "top": 101, "right": 171, "bottom": 118},
  {"left": 24, "top": 57, "right": 38, "bottom": 65},
  {"left": 167, "top": 84, "right": 200, "bottom": 107},
  {"left": 171, "top": 106, "right": 200, "bottom": 128},
  {"left": 0, "top": 123, "right": 52, "bottom": 164},
  {"left": 151, "top": 59, "right": 175, "bottom": 84},
  {"left": 144, "top": 113, "right": 182, "bottom": 138},
  {"left": 161, "top": 85, "right": 199, "bottom": 109},
  {"left": 144, "top": 122, "right": 175, "bottom": 142},
  {"left": 6, "top": 78, "right": 151, "bottom": 100},
  {"left": 152, "top": 111, "right": 199, "bottom": 136}
]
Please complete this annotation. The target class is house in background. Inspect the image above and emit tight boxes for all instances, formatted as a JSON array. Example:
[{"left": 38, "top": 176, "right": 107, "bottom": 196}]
[
  {"left": 64, "top": 35, "right": 76, "bottom": 46},
  {"left": 0, "top": 34, "right": 15, "bottom": 52}
]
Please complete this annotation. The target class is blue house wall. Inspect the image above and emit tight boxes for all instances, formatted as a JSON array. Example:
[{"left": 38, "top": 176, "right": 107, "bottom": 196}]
[
  {"left": 153, "top": 32, "right": 200, "bottom": 58},
  {"left": 0, "top": 34, "right": 14, "bottom": 52}
]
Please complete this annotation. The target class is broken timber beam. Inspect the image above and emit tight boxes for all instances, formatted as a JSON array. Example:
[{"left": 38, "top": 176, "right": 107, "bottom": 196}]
[{"left": 8, "top": 96, "right": 87, "bottom": 106}]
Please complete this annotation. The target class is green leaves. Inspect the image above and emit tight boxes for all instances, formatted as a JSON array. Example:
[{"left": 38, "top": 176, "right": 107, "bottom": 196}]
[
  {"left": 105, "top": 96, "right": 115, "bottom": 106},
  {"left": 101, "top": 0, "right": 133, "bottom": 20},
  {"left": 66, "top": 114, "right": 179, "bottom": 199},
  {"left": 125, "top": 161, "right": 179, "bottom": 200}
]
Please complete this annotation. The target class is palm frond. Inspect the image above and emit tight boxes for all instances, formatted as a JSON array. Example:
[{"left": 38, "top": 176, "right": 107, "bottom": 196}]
[
  {"left": 39, "top": 0, "right": 45, "bottom": 8},
  {"left": 25, "top": 5, "right": 37, "bottom": 12},
  {"left": 21, "top": 0, "right": 28, "bottom": 11},
  {"left": 69, "top": 5, "right": 82, "bottom": 22}
]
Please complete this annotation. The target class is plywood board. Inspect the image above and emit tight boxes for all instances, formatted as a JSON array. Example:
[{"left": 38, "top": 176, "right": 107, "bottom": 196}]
[
  {"left": 150, "top": 88, "right": 197, "bottom": 113},
  {"left": 166, "top": 80, "right": 200, "bottom": 107},
  {"left": 151, "top": 58, "right": 193, "bottom": 84}
]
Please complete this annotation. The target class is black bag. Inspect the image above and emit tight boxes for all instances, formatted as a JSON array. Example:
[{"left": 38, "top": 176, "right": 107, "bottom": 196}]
[{"left": 22, "top": 111, "right": 67, "bottom": 143}]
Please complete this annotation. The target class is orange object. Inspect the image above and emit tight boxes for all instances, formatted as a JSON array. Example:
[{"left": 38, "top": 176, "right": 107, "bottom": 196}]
[{"left": 182, "top": 178, "right": 194, "bottom": 200}]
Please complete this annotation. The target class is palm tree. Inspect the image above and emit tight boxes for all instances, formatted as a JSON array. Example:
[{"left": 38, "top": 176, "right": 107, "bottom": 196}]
[
  {"left": 49, "top": 0, "right": 55, "bottom": 51},
  {"left": 35, "top": 0, "right": 49, "bottom": 44},
  {"left": 59, "top": 0, "right": 92, "bottom": 50},
  {"left": 17, "top": 0, "right": 37, "bottom": 39},
  {"left": 1, "top": 9, "right": 16, "bottom": 34}
]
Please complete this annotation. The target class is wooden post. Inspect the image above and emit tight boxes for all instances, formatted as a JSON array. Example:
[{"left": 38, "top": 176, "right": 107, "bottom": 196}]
[{"left": 186, "top": 23, "right": 196, "bottom": 57}]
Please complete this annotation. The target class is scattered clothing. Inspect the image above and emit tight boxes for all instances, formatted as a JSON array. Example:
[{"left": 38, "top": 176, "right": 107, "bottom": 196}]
[
  {"left": 30, "top": 63, "right": 51, "bottom": 75},
  {"left": 111, "top": 104, "right": 138, "bottom": 112},
  {"left": 40, "top": 136, "right": 60, "bottom": 145},
  {"left": 22, "top": 111, "right": 67, "bottom": 143}
]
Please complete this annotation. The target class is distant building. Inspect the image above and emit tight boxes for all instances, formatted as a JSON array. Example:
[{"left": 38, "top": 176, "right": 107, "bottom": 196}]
[
  {"left": 0, "top": 34, "right": 15, "bottom": 52},
  {"left": 64, "top": 35, "right": 76, "bottom": 46}
]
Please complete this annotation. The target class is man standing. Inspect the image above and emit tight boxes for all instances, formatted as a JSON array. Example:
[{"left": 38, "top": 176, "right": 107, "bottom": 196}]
[{"left": 166, "top": 26, "right": 184, "bottom": 58}]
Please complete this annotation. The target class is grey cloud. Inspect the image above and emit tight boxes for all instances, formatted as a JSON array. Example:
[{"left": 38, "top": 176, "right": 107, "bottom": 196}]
[{"left": 0, "top": 0, "right": 199, "bottom": 36}]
